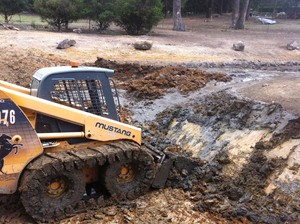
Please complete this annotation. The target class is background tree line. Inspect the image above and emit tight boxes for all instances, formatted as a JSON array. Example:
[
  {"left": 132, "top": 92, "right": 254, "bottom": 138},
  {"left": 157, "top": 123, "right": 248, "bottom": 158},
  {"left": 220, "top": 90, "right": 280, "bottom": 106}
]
[
  {"left": 0, "top": 0, "right": 300, "bottom": 34},
  {"left": 0, "top": 0, "right": 163, "bottom": 35}
]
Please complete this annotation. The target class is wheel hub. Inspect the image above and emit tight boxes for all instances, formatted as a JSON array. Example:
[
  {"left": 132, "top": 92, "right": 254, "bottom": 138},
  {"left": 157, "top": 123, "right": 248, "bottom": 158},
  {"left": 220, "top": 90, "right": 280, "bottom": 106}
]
[
  {"left": 117, "top": 164, "right": 135, "bottom": 183},
  {"left": 47, "top": 178, "right": 68, "bottom": 197}
]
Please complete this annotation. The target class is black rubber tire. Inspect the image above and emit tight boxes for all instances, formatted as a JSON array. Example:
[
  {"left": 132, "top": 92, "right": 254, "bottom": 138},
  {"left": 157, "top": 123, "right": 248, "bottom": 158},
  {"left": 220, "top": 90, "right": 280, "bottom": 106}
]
[
  {"left": 19, "top": 160, "right": 85, "bottom": 222},
  {"left": 103, "top": 149, "right": 155, "bottom": 200}
]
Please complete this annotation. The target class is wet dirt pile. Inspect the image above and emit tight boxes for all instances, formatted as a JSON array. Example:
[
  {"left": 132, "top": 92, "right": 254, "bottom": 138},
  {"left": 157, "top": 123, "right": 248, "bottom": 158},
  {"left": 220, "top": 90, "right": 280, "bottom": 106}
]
[
  {"left": 93, "top": 58, "right": 231, "bottom": 100},
  {"left": 143, "top": 91, "right": 300, "bottom": 223},
  {"left": 92, "top": 58, "right": 300, "bottom": 223}
]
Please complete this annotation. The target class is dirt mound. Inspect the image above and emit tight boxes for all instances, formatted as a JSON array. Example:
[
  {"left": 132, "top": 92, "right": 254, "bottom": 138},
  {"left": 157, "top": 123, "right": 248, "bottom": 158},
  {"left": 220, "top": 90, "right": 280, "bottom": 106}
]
[
  {"left": 143, "top": 91, "right": 299, "bottom": 223},
  {"left": 79, "top": 57, "right": 300, "bottom": 223},
  {"left": 93, "top": 58, "right": 231, "bottom": 100},
  {"left": 125, "top": 66, "right": 230, "bottom": 100},
  {"left": 0, "top": 47, "right": 69, "bottom": 87}
]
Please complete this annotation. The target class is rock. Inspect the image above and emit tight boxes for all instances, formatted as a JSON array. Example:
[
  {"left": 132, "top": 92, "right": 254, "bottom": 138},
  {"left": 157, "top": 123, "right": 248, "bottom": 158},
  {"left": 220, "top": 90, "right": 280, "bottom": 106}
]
[
  {"left": 233, "top": 41, "right": 245, "bottom": 51},
  {"left": 103, "top": 206, "right": 118, "bottom": 216},
  {"left": 255, "top": 141, "right": 273, "bottom": 149},
  {"left": 286, "top": 41, "right": 299, "bottom": 50},
  {"left": 181, "top": 169, "right": 189, "bottom": 176},
  {"left": 97, "top": 195, "right": 105, "bottom": 207},
  {"left": 73, "top": 28, "right": 82, "bottom": 34},
  {"left": 93, "top": 214, "right": 104, "bottom": 220},
  {"left": 57, "top": 39, "right": 76, "bottom": 49},
  {"left": 276, "top": 12, "right": 286, "bottom": 18},
  {"left": 133, "top": 40, "right": 153, "bottom": 50}
]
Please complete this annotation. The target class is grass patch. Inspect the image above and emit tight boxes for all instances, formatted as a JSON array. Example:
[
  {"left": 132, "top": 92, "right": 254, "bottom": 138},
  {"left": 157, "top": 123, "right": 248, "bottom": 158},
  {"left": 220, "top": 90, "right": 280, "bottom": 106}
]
[
  {"left": 0, "top": 13, "right": 95, "bottom": 31},
  {"left": 0, "top": 13, "right": 46, "bottom": 26}
]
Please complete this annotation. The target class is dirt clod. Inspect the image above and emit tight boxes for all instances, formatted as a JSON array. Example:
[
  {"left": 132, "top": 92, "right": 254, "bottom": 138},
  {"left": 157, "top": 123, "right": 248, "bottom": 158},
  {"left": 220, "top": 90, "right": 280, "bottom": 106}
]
[{"left": 94, "top": 58, "right": 231, "bottom": 100}]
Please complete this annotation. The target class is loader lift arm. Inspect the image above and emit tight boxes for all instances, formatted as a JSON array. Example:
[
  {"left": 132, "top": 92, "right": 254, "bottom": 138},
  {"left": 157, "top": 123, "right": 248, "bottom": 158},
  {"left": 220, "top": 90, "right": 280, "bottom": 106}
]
[{"left": 0, "top": 85, "right": 142, "bottom": 144}]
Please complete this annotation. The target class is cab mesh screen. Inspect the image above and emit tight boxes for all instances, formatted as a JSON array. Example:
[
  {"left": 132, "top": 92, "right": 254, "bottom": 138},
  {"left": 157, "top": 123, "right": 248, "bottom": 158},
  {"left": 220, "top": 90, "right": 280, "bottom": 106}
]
[{"left": 50, "top": 79, "right": 108, "bottom": 116}]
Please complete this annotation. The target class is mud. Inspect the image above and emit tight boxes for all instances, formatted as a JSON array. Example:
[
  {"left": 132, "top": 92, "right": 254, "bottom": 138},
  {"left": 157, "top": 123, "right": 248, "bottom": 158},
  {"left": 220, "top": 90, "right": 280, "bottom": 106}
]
[
  {"left": 140, "top": 91, "right": 300, "bottom": 224},
  {"left": 93, "top": 57, "right": 231, "bottom": 100},
  {"left": 0, "top": 56, "right": 299, "bottom": 223},
  {"left": 92, "top": 59, "right": 300, "bottom": 223},
  {"left": 92, "top": 58, "right": 300, "bottom": 223}
]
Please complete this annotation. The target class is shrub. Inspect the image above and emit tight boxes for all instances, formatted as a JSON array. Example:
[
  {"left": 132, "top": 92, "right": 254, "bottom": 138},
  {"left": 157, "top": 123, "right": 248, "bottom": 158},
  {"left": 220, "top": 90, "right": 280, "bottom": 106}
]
[
  {"left": 114, "top": 0, "right": 163, "bottom": 35},
  {"left": 82, "top": 0, "right": 115, "bottom": 31},
  {"left": 34, "top": 0, "right": 83, "bottom": 31},
  {"left": 0, "top": 0, "right": 27, "bottom": 23}
]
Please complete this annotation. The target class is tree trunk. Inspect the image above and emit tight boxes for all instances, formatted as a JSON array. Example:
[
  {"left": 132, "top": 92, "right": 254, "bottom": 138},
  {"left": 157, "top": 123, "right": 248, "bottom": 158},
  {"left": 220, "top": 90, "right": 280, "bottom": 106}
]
[
  {"left": 164, "top": 0, "right": 168, "bottom": 17},
  {"left": 65, "top": 21, "right": 69, "bottom": 30},
  {"left": 4, "top": 14, "right": 9, "bottom": 23},
  {"left": 272, "top": 0, "right": 278, "bottom": 18},
  {"left": 246, "top": 0, "right": 252, "bottom": 20},
  {"left": 206, "top": 0, "right": 214, "bottom": 18},
  {"left": 223, "top": 0, "right": 230, "bottom": 13},
  {"left": 219, "top": 0, "right": 224, "bottom": 15},
  {"left": 173, "top": 0, "right": 185, "bottom": 31},
  {"left": 231, "top": 0, "right": 240, "bottom": 28},
  {"left": 232, "top": 0, "right": 249, "bottom": 29},
  {"left": 235, "top": 0, "right": 250, "bottom": 29}
]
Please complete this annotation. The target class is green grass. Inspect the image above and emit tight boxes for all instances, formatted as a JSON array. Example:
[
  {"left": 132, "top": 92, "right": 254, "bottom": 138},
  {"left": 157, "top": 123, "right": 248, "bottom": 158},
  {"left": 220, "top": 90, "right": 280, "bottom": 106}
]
[
  {"left": 0, "top": 13, "right": 94, "bottom": 30},
  {"left": 3, "top": 13, "right": 300, "bottom": 34},
  {"left": 0, "top": 13, "right": 46, "bottom": 25}
]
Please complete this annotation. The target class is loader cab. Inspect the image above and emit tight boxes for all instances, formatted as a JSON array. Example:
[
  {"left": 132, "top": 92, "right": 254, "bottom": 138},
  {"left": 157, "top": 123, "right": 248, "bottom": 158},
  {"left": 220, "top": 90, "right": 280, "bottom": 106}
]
[{"left": 30, "top": 65, "right": 120, "bottom": 136}]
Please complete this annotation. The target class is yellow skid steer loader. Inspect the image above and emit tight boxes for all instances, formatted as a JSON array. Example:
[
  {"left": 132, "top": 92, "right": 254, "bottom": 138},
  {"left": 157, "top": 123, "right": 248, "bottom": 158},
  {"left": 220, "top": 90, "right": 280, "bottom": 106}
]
[{"left": 0, "top": 63, "right": 170, "bottom": 221}]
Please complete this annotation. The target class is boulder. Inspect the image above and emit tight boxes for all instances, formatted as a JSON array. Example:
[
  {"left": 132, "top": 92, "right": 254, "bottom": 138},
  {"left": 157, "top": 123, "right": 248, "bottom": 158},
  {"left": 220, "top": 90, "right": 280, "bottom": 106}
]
[
  {"left": 133, "top": 40, "right": 153, "bottom": 50},
  {"left": 57, "top": 39, "right": 76, "bottom": 49},
  {"left": 286, "top": 40, "right": 299, "bottom": 50},
  {"left": 73, "top": 28, "right": 82, "bottom": 34},
  {"left": 233, "top": 41, "right": 245, "bottom": 51}
]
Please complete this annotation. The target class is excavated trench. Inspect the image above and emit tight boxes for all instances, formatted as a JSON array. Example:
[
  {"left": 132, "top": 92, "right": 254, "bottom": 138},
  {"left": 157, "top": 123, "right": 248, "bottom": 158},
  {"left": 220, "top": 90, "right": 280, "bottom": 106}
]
[
  {"left": 93, "top": 58, "right": 300, "bottom": 223},
  {"left": 0, "top": 58, "right": 299, "bottom": 223},
  {"left": 150, "top": 93, "right": 300, "bottom": 223}
]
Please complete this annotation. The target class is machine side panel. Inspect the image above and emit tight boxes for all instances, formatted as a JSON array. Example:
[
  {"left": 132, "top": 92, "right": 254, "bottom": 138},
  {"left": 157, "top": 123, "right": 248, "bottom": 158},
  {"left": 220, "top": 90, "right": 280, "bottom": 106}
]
[
  {"left": 0, "top": 91, "right": 43, "bottom": 194},
  {"left": 85, "top": 116, "right": 142, "bottom": 144}
]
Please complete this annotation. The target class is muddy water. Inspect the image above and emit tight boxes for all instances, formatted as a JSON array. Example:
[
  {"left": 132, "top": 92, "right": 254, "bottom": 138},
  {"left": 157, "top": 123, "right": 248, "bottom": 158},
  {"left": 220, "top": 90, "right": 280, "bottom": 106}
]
[
  {"left": 123, "top": 69, "right": 300, "bottom": 223},
  {"left": 127, "top": 69, "right": 300, "bottom": 123}
]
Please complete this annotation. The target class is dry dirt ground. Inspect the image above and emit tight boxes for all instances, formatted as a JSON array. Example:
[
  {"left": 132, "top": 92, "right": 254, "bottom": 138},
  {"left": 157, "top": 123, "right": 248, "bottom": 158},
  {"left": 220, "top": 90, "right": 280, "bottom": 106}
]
[
  {"left": 0, "top": 15, "right": 300, "bottom": 223},
  {"left": 1, "top": 15, "right": 300, "bottom": 111}
]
